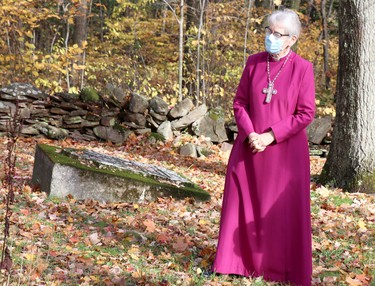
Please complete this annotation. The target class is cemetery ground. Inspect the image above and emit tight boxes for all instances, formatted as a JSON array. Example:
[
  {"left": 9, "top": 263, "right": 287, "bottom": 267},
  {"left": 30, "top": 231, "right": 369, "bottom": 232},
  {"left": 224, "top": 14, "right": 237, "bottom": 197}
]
[{"left": 0, "top": 135, "right": 373, "bottom": 286}]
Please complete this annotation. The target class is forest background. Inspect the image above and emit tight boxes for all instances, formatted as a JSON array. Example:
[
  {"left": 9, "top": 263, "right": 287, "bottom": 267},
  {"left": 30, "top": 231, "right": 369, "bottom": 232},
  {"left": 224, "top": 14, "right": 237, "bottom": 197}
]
[
  {"left": 1, "top": 1, "right": 375, "bottom": 285},
  {"left": 0, "top": 0, "right": 338, "bottom": 118}
]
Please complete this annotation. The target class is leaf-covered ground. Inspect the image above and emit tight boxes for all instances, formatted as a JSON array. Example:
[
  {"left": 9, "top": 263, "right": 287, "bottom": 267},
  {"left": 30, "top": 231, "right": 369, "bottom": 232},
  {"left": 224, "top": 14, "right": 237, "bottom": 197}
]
[{"left": 0, "top": 135, "right": 374, "bottom": 285}]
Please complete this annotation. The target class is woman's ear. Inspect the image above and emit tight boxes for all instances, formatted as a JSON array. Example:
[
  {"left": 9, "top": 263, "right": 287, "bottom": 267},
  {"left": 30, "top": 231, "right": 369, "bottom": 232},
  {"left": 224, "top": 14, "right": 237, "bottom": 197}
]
[{"left": 290, "top": 35, "right": 298, "bottom": 46}]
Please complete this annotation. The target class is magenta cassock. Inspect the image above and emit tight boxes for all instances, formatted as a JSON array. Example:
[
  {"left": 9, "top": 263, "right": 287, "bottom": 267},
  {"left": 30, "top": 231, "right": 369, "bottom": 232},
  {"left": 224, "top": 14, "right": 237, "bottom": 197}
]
[{"left": 213, "top": 51, "right": 316, "bottom": 286}]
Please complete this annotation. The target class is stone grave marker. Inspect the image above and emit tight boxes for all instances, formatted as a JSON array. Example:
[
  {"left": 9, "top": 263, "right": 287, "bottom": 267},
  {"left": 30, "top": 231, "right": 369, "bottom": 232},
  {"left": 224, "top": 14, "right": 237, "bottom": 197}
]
[
  {"left": 307, "top": 116, "right": 332, "bottom": 145},
  {"left": 32, "top": 144, "right": 210, "bottom": 202}
]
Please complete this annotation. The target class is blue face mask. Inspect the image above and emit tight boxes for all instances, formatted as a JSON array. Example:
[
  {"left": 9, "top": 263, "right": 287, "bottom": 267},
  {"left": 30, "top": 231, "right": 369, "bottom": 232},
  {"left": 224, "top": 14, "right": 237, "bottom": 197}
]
[{"left": 265, "top": 34, "right": 283, "bottom": 54}]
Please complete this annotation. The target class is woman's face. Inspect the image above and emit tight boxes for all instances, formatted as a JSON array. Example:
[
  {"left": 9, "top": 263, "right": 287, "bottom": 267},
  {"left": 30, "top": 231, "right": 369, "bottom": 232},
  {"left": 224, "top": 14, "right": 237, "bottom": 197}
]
[{"left": 268, "top": 22, "right": 297, "bottom": 51}]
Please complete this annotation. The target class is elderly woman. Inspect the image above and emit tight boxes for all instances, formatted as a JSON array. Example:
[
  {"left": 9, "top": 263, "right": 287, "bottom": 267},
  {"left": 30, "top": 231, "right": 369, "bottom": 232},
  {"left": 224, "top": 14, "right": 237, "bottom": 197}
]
[{"left": 213, "top": 9, "right": 315, "bottom": 286}]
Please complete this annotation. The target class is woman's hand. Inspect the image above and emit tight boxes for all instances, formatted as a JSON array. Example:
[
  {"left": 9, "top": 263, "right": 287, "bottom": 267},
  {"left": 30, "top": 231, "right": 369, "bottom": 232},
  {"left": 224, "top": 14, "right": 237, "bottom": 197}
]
[
  {"left": 248, "top": 131, "right": 275, "bottom": 153},
  {"left": 248, "top": 132, "right": 264, "bottom": 153}
]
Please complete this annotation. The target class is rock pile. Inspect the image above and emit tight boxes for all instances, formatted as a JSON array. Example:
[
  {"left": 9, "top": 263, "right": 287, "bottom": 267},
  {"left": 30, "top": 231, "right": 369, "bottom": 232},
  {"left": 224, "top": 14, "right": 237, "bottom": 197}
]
[
  {"left": 0, "top": 83, "right": 229, "bottom": 145},
  {"left": 0, "top": 83, "right": 332, "bottom": 158}
]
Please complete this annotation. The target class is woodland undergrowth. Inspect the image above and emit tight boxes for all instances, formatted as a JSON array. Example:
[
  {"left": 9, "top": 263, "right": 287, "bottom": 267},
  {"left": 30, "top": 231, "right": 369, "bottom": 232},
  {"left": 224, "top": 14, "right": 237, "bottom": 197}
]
[{"left": 0, "top": 134, "right": 373, "bottom": 286}]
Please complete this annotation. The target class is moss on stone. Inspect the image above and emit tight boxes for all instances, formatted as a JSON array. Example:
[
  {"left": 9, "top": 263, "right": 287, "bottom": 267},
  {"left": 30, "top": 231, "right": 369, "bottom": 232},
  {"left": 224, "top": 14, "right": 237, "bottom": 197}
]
[
  {"left": 62, "top": 93, "right": 80, "bottom": 101},
  {"left": 113, "top": 123, "right": 130, "bottom": 135},
  {"left": 209, "top": 107, "right": 225, "bottom": 121},
  {"left": 80, "top": 87, "right": 100, "bottom": 103},
  {"left": 37, "top": 144, "right": 210, "bottom": 201},
  {"left": 148, "top": 132, "right": 166, "bottom": 142}
]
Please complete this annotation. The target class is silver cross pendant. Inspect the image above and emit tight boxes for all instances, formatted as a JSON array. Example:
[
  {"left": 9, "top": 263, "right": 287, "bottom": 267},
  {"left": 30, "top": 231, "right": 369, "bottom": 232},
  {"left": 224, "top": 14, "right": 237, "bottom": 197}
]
[{"left": 262, "top": 82, "right": 277, "bottom": 103}]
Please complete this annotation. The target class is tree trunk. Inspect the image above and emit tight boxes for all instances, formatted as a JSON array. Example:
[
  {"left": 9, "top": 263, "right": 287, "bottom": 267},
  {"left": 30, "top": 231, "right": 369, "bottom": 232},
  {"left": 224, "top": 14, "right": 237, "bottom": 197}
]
[
  {"left": 185, "top": 0, "right": 199, "bottom": 33},
  {"left": 195, "top": 0, "right": 206, "bottom": 106},
  {"left": 321, "top": 0, "right": 330, "bottom": 89},
  {"left": 307, "top": 0, "right": 317, "bottom": 22},
  {"left": 178, "top": 0, "right": 184, "bottom": 102},
  {"left": 290, "top": 0, "right": 301, "bottom": 10},
  {"left": 184, "top": 0, "right": 199, "bottom": 99},
  {"left": 254, "top": 0, "right": 272, "bottom": 9},
  {"left": 243, "top": 0, "right": 254, "bottom": 67},
  {"left": 73, "top": 0, "right": 88, "bottom": 46},
  {"left": 72, "top": 0, "right": 88, "bottom": 88},
  {"left": 64, "top": 6, "right": 71, "bottom": 90},
  {"left": 99, "top": 0, "right": 105, "bottom": 42},
  {"left": 320, "top": 1, "right": 375, "bottom": 193}
]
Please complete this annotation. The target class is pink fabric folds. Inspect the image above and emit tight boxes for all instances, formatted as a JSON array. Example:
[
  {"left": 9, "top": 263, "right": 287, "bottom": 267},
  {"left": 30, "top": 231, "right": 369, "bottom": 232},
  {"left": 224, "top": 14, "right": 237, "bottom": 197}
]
[{"left": 213, "top": 52, "right": 315, "bottom": 286}]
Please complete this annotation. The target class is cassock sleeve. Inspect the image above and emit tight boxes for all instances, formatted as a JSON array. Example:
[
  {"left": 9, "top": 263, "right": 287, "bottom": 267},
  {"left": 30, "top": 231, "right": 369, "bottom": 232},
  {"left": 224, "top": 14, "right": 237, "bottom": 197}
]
[
  {"left": 234, "top": 58, "right": 255, "bottom": 143},
  {"left": 270, "top": 61, "right": 316, "bottom": 143}
]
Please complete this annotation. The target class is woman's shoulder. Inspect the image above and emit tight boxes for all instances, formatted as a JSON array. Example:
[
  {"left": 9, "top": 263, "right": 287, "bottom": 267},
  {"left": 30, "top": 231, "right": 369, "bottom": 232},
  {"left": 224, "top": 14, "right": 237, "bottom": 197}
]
[
  {"left": 292, "top": 53, "right": 313, "bottom": 68},
  {"left": 248, "top": 51, "right": 267, "bottom": 60},
  {"left": 246, "top": 51, "right": 267, "bottom": 65}
]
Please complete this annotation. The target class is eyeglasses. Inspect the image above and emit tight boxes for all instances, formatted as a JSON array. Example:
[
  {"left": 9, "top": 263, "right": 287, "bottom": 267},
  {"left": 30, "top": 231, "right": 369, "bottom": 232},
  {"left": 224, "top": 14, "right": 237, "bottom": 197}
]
[{"left": 265, "top": 26, "right": 290, "bottom": 39}]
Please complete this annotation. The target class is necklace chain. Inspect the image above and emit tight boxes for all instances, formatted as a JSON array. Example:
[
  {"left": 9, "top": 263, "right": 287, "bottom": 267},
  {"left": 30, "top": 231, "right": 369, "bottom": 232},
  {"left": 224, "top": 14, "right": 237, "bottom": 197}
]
[
  {"left": 267, "top": 50, "right": 292, "bottom": 85},
  {"left": 262, "top": 51, "right": 292, "bottom": 103}
]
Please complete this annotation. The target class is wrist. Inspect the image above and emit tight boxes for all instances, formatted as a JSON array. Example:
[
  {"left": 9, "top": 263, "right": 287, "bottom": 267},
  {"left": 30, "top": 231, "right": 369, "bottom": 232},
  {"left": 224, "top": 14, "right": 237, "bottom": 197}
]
[
  {"left": 267, "top": 131, "right": 275, "bottom": 142},
  {"left": 248, "top": 132, "right": 258, "bottom": 141}
]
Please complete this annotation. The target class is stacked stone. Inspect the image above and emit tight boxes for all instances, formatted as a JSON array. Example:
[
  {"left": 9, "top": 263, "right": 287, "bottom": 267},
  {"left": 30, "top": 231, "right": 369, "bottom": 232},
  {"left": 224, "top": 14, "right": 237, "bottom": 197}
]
[
  {"left": 0, "top": 83, "right": 230, "bottom": 146},
  {"left": 0, "top": 83, "right": 48, "bottom": 134},
  {"left": 48, "top": 92, "right": 103, "bottom": 141},
  {"left": 124, "top": 93, "right": 228, "bottom": 144},
  {"left": 0, "top": 82, "right": 333, "bottom": 158}
]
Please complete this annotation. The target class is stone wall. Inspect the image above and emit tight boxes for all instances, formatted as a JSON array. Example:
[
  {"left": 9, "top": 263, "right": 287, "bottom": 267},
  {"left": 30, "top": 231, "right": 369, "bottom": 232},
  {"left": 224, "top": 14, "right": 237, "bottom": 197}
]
[{"left": 0, "top": 83, "right": 230, "bottom": 145}]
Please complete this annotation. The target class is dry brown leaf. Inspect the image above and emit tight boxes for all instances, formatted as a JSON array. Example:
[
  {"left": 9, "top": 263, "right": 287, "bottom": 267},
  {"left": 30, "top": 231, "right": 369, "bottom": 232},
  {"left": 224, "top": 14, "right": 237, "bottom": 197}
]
[
  {"left": 156, "top": 233, "right": 169, "bottom": 243},
  {"left": 345, "top": 276, "right": 363, "bottom": 286},
  {"left": 172, "top": 238, "right": 188, "bottom": 252},
  {"left": 89, "top": 232, "right": 101, "bottom": 245},
  {"left": 19, "top": 229, "right": 33, "bottom": 239},
  {"left": 143, "top": 219, "right": 156, "bottom": 233}
]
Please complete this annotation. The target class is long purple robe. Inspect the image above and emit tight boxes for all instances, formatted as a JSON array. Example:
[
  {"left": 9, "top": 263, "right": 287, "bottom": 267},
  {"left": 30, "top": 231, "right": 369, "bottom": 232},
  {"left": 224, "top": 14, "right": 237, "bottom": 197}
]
[{"left": 213, "top": 51, "right": 315, "bottom": 286}]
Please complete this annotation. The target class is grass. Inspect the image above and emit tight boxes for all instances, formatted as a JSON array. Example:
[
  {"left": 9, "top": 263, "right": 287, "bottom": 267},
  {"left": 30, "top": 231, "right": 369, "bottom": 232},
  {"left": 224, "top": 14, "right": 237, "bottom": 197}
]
[{"left": 330, "top": 195, "right": 353, "bottom": 206}]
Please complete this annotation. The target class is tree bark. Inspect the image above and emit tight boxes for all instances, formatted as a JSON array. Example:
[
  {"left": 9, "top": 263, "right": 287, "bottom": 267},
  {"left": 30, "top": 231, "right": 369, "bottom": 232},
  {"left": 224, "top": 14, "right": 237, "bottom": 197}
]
[
  {"left": 290, "top": 0, "right": 301, "bottom": 10},
  {"left": 195, "top": 0, "right": 206, "bottom": 105},
  {"left": 243, "top": 0, "right": 254, "bottom": 67},
  {"left": 185, "top": 0, "right": 199, "bottom": 33},
  {"left": 320, "top": 1, "right": 375, "bottom": 193},
  {"left": 254, "top": 0, "right": 272, "bottom": 9},
  {"left": 73, "top": 0, "right": 88, "bottom": 46},
  {"left": 183, "top": 0, "right": 199, "bottom": 99},
  {"left": 307, "top": 0, "right": 317, "bottom": 22},
  {"left": 72, "top": 0, "right": 88, "bottom": 88},
  {"left": 178, "top": 0, "right": 184, "bottom": 102},
  {"left": 321, "top": 0, "right": 330, "bottom": 89}
]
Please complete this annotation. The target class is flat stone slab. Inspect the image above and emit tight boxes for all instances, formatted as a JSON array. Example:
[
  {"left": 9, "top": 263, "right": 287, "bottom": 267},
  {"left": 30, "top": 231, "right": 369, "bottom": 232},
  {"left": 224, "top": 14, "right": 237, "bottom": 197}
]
[
  {"left": 307, "top": 116, "right": 332, "bottom": 145},
  {"left": 32, "top": 144, "right": 210, "bottom": 202},
  {"left": 1, "top": 83, "right": 47, "bottom": 100}
]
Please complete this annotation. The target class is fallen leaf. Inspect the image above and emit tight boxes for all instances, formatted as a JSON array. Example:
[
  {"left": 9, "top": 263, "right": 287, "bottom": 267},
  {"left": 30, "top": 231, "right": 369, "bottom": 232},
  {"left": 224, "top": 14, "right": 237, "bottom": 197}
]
[
  {"left": 316, "top": 186, "right": 331, "bottom": 198},
  {"left": 346, "top": 276, "right": 363, "bottom": 286},
  {"left": 24, "top": 253, "right": 36, "bottom": 261},
  {"left": 172, "top": 238, "right": 188, "bottom": 252},
  {"left": 143, "top": 219, "right": 156, "bottom": 233},
  {"left": 19, "top": 230, "right": 33, "bottom": 239},
  {"left": 357, "top": 219, "right": 367, "bottom": 231},
  {"left": 156, "top": 233, "right": 169, "bottom": 243},
  {"left": 20, "top": 208, "right": 30, "bottom": 216},
  {"left": 198, "top": 219, "right": 209, "bottom": 225},
  {"left": 89, "top": 232, "right": 101, "bottom": 245}
]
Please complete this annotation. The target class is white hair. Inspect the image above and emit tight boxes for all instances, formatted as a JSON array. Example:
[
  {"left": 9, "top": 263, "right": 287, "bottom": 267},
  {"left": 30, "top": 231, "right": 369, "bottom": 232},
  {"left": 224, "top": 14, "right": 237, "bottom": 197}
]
[{"left": 267, "top": 9, "right": 301, "bottom": 37}]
